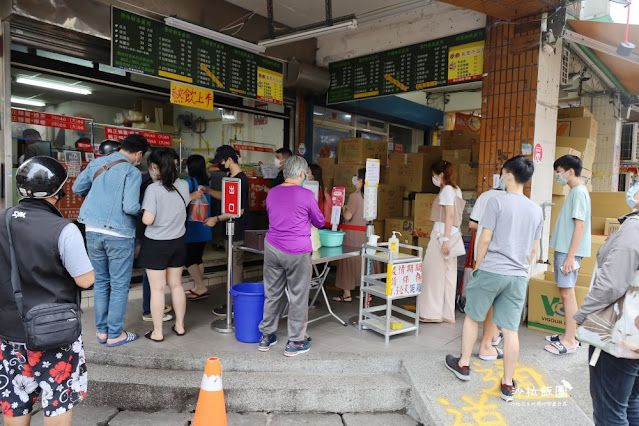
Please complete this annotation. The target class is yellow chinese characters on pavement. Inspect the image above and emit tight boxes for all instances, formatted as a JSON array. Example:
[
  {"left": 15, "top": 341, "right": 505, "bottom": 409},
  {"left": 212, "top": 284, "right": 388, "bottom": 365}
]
[
  {"left": 439, "top": 361, "right": 571, "bottom": 426},
  {"left": 170, "top": 81, "right": 214, "bottom": 111}
]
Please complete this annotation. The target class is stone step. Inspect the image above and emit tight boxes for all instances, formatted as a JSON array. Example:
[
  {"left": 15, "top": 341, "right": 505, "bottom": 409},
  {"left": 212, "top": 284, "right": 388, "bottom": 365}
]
[{"left": 84, "top": 364, "right": 411, "bottom": 414}]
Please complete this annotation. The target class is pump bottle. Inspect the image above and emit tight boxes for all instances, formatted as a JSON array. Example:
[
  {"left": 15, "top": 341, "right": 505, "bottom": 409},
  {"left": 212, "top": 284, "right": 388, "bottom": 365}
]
[{"left": 389, "top": 231, "right": 401, "bottom": 255}]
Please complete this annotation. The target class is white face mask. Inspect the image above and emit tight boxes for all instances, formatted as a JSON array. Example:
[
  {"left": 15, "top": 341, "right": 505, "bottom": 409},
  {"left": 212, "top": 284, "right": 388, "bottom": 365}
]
[
  {"left": 352, "top": 176, "right": 359, "bottom": 186},
  {"left": 274, "top": 157, "right": 281, "bottom": 167},
  {"left": 432, "top": 176, "right": 441, "bottom": 188}
]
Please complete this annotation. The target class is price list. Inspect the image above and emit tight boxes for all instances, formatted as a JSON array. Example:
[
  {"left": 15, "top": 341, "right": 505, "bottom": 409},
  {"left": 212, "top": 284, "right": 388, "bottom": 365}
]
[
  {"left": 327, "top": 29, "right": 485, "bottom": 104},
  {"left": 111, "top": 7, "right": 283, "bottom": 104}
]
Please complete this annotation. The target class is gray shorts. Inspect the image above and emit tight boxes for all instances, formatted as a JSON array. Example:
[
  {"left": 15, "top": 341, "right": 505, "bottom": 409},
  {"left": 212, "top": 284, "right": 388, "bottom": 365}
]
[
  {"left": 553, "top": 251, "right": 583, "bottom": 288},
  {"left": 464, "top": 269, "right": 528, "bottom": 331}
]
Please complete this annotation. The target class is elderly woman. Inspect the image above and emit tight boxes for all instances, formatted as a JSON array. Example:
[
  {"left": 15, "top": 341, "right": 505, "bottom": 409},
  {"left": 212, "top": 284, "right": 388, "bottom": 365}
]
[{"left": 258, "top": 156, "right": 325, "bottom": 357}]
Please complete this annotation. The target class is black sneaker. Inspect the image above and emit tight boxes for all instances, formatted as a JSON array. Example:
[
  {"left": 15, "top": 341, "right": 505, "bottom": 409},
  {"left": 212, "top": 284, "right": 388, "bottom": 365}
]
[
  {"left": 212, "top": 305, "right": 227, "bottom": 317},
  {"left": 500, "top": 379, "right": 517, "bottom": 402},
  {"left": 445, "top": 355, "right": 470, "bottom": 381}
]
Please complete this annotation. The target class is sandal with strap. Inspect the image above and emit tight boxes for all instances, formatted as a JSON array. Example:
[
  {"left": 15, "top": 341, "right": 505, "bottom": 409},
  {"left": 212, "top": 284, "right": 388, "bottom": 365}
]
[
  {"left": 545, "top": 340, "right": 577, "bottom": 355},
  {"left": 106, "top": 331, "right": 139, "bottom": 347},
  {"left": 332, "top": 295, "right": 352, "bottom": 302},
  {"left": 479, "top": 347, "right": 504, "bottom": 361}
]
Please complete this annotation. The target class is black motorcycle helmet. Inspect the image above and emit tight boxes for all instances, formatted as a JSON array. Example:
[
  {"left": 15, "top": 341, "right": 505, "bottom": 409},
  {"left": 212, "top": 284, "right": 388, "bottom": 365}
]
[
  {"left": 99, "top": 139, "right": 121, "bottom": 156},
  {"left": 16, "top": 156, "right": 68, "bottom": 199}
]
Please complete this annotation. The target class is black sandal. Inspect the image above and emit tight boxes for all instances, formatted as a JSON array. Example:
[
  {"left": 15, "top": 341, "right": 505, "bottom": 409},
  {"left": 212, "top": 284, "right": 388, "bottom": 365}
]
[
  {"left": 144, "top": 330, "right": 164, "bottom": 342},
  {"left": 332, "top": 295, "right": 353, "bottom": 302},
  {"left": 172, "top": 325, "right": 186, "bottom": 337}
]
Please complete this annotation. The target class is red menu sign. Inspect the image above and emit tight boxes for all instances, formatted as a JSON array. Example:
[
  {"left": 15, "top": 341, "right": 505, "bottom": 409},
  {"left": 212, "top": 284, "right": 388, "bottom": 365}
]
[
  {"left": 104, "top": 127, "right": 172, "bottom": 147},
  {"left": 11, "top": 108, "right": 86, "bottom": 131}
]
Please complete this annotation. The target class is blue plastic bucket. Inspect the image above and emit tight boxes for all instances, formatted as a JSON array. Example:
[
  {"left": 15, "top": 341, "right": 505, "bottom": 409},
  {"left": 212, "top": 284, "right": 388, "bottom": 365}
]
[
  {"left": 230, "top": 283, "right": 265, "bottom": 343},
  {"left": 318, "top": 229, "right": 345, "bottom": 247}
]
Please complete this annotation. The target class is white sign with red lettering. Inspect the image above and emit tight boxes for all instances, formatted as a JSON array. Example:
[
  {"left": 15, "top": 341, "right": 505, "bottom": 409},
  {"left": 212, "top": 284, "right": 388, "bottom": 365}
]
[
  {"left": 386, "top": 261, "right": 422, "bottom": 297},
  {"left": 330, "top": 187, "right": 346, "bottom": 232}
]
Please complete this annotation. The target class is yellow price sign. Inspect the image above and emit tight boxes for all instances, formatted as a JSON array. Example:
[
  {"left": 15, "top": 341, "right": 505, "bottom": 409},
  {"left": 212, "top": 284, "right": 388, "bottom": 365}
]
[{"left": 257, "top": 67, "right": 283, "bottom": 105}]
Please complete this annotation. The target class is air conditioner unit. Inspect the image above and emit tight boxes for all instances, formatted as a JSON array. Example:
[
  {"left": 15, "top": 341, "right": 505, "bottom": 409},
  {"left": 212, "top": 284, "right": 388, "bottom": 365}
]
[
  {"left": 621, "top": 122, "right": 639, "bottom": 163},
  {"left": 566, "top": 0, "right": 610, "bottom": 21}
]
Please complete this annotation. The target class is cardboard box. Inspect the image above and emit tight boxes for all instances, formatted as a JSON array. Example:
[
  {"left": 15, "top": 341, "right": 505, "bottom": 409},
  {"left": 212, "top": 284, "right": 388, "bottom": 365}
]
[
  {"left": 527, "top": 275, "right": 589, "bottom": 334},
  {"left": 402, "top": 191, "right": 413, "bottom": 217},
  {"left": 591, "top": 192, "right": 629, "bottom": 219},
  {"left": 134, "top": 99, "right": 174, "bottom": 125},
  {"left": 457, "top": 164, "right": 478, "bottom": 190},
  {"left": 556, "top": 137, "right": 596, "bottom": 170},
  {"left": 380, "top": 167, "right": 390, "bottom": 184},
  {"left": 549, "top": 235, "right": 608, "bottom": 276},
  {"left": 373, "top": 220, "right": 385, "bottom": 239},
  {"left": 418, "top": 146, "right": 443, "bottom": 154},
  {"left": 544, "top": 271, "right": 592, "bottom": 288},
  {"left": 552, "top": 147, "right": 582, "bottom": 196},
  {"left": 413, "top": 193, "right": 438, "bottom": 237},
  {"left": 416, "top": 237, "right": 430, "bottom": 253},
  {"left": 389, "top": 153, "right": 442, "bottom": 193},
  {"left": 333, "top": 163, "right": 363, "bottom": 189},
  {"left": 377, "top": 185, "right": 404, "bottom": 220},
  {"left": 558, "top": 107, "right": 593, "bottom": 119},
  {"left": 439, "top": 130, "right": 480, "bottom": 149},
  {"left": 581, "top": 168, "right": 592, "bottom": 191},
  {"left": 556, "top": 117, "right": 598, "bottom": 140},
  {"left": 471, "top": 142, "right": 480, "bottom": 163},
  {"left": 443, "top": 149, "right": 472, "bottom": 165},
  {"left": 317, "top": 157, "right": 336, "bottom": 180},
  {"left": 591, "top": 216, "right": 607, "bottom": 235},
  {"left": 604, "top": 218, "right": 621, "bottom": 235},
  {"left": 324, "top": 179, "right": 334, "bottom": 192},
  {"left": 549, "top": 195, "right": 565, "bottom": 233},
  {"left": 384, "top": 217, "right": 415, "bottom": 240},
  {"left": 337, "top": 138, "right": 388, "bottom": 166}
]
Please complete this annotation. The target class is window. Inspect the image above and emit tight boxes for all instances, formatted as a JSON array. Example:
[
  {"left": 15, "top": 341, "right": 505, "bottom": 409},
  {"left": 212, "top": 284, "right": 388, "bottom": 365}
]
[
  {"left": 621, "top": 123, "right": 635, "bottom": 162},
  {"left": 619, "top": 174, "right": 627, "bottom": 192}
]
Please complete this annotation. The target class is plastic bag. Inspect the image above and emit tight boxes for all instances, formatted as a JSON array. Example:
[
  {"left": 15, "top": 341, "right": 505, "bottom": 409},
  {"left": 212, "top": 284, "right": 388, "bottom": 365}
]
[
  {"left": 311, "top": 226, "right": 322, "bottom": 252},
  {"left": 189, "top": 196, "right": 209, "bottom": 222}
]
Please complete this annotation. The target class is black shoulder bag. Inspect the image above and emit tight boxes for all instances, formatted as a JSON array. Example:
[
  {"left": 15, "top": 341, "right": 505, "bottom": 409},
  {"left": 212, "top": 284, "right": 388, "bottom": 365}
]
[{"left": 5, "top": 210, "right": 81, "bottom": 351}]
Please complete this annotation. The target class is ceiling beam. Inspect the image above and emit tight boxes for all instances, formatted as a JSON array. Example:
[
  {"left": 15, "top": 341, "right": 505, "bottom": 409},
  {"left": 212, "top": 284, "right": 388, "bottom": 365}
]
[{"left": 563, "top": 29, "right": 639, "bottom": 66}]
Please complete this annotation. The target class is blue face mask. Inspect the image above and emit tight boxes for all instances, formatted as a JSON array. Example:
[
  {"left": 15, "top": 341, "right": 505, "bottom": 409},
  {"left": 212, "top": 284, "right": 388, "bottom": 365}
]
[
  {"left": 300, "top": 173, "right": 307, "bottom": 187},
  {"left": 627, "top": 183, "right": 639, "bottom": 209},
  {"left": 555, "top": 171, "right": 568, "bottom": 186},
  {"left": 498, "top": 177, "right": 506, "bottom": 191}
]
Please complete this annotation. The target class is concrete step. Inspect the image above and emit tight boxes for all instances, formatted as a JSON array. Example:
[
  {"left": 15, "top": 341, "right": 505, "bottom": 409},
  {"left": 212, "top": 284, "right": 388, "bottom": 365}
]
[{"left": 84, "top": 364, "right": 411, "bottom": 414}]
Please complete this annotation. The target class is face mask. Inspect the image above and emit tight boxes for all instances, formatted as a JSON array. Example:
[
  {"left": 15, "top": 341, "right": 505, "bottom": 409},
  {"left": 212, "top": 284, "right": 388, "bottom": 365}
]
[
  {"left": 498, "top": 176, "right": 506, "bottom": 191},
  {"left": 133, "top": 153, "right": 142, "bottom": 167},
  {"left": 555, "top": 171, "right": 568, "bottom": 186},
  {"left": 274, "top": 157, "right": 281, "bottom": 167},
  {"left": 150, "top": 171, "right": 160, "bottom": 180},
  {"left": 627, "top": 183, "right": 639, "bottom": 209},
  {"left": 301, "top": 173, "right": 307, "bottom": 187},
  {"left": 432, "top": 176, "right": 441, "bottom": 188},
  {"left": 218, "top": 160, "right": 228, "bottom": 173},
  {"left": 352, "top": 176, "right": 359, "bottom": 186}
]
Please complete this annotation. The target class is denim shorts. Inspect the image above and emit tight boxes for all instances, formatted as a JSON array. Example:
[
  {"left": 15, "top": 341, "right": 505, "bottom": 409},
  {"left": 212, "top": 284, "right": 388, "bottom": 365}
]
[
  {"left": 464, "top": 269, "right": 528, "bottom": 331},
  {"left": 553, "top": 251, "right": 583, "bottom": 288}
]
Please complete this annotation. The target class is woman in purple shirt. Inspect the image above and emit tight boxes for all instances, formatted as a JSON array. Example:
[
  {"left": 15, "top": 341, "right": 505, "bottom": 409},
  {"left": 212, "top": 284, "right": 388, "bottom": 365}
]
[{"left": 258, "top": 156, "right": 325, "bottom": 357}]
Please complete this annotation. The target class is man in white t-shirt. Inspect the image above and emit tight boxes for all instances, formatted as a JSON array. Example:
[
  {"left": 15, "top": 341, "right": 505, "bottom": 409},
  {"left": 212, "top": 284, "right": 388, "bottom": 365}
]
[{"left": 469, "top": 185, "right": 505, "bottom": 361}]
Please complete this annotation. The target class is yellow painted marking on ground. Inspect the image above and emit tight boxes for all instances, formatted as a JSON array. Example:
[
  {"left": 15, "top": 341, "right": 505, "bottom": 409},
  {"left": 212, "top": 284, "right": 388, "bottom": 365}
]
[
  {"left": 200, "top": 63, "right": 224, "bottom": 88},
  {"left": 384, "top": 74, "right": 408, "bottom": 91},
  {"left": 158, "top": 70, "right": 193, "bottom": 83},
  {"left": 439, "top": 361, "right": 572, "bottom": 425}
]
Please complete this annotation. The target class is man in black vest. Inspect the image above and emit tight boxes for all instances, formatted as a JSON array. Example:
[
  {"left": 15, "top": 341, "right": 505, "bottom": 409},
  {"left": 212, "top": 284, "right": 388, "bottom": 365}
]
[{"left": 0, "top": 157, "right": 94, "bottom": 426}]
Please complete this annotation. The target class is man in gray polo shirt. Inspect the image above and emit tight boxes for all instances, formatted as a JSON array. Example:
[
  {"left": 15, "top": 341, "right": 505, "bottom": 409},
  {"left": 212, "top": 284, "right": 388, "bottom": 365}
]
[{"left": 445, "top": 156, "right": 543, "bottom": 403}]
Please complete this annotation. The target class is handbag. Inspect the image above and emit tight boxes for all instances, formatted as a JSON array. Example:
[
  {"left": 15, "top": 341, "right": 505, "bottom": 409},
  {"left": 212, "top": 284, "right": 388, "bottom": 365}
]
[{"left": 5, "top": 210, "right": 81, "bottom": 351}]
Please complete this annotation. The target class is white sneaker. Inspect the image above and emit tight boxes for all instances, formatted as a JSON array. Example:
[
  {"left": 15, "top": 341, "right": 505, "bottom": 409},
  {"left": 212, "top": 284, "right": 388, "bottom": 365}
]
[
  {"left": 142, "top": 313, "right": 173, "bottom": 322},
  {"left": 164, "top": 304, "right": 172, "bottom": 314}
]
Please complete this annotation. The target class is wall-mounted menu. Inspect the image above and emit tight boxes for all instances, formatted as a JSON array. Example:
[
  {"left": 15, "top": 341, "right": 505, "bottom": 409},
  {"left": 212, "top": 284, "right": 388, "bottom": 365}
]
[
  {"left": 327, "top": 29, "right": 484, "bottom": 104},
  {"left": 111, "top": 7, "right": 284, "bottom": 104}
]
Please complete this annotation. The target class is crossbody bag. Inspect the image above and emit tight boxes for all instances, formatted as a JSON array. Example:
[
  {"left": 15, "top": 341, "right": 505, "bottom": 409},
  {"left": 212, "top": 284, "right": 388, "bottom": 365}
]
[{"left": 5, "top": 210, "right": 81, "bottom": 351}]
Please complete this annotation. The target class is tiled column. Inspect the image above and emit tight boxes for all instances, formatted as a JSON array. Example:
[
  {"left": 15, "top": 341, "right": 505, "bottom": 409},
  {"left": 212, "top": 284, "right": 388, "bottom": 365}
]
[{"left": 589, "top": 96, "right": 622, "bottom": 191}]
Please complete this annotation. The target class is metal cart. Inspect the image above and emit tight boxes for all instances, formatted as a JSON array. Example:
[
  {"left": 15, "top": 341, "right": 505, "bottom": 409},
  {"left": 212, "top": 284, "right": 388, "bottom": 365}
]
[{"left": 358, "top": 242, "right": 424, "bottom": 345}]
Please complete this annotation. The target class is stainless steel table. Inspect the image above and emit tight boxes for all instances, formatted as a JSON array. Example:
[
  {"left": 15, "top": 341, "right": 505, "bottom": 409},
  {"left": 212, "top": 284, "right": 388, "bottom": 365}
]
[{"left": 239, "top": 245, "right": 361, "bottom": 326}]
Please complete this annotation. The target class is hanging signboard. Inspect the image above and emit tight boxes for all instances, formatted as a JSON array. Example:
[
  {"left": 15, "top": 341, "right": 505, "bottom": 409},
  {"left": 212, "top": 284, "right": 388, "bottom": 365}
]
[
  {"left": 11, "top": 108, "right": 87, "bottom": 131},
  {"left": 331, "top": 187, "right": 346, "bottom": 232},
  {"left": 222, "top": 177, "right": 242, "bottom": 218},
  {"left": 111, "top": 7, "right": 284, "bottom": 104},
  {"left": 327, "top": 29, "right": 484, "bottom": 104},
  {"left": 170, "top": 81, "right": 214, "bottom": 111},
  {"left": 104, "top": 126, "right": 172, "bottom": 147}
]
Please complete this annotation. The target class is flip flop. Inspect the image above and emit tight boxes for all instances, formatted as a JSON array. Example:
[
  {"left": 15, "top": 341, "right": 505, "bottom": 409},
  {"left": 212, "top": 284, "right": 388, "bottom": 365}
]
[
  {"left": 492, "top": 331, "right": 503, "bottom": 347},
  {"left": 96, "top": 333, "right": 107, "bottom": 344},
  {"left": 545, "top": 334, "right": 582, "bottom": 347},
  {"left": 144, "top": 330, "right": 164, "bottom": 343},
  {"left": 479, "top": 347, "right": 504, "bottom": 361},
  {"left": 105, "top": 331, "right": 139, "bottom": 347},
  {"left": 186, "top": 289, "right": 209, "bottom": 301},
  {"left": 545, "top": 340, "right": 577, "bottom": 355},
  {"left": 332, "top": 295, "right": 352, "bottom": 302},
  {"left": 172, "top": 325, "right": 186, "bottom": 337}
]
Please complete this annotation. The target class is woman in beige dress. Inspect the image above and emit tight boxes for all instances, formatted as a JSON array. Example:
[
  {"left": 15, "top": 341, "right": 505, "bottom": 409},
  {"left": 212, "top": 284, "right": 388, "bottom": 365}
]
[
  {"left": 333, "top": 168, "right": 367, "bottom": 302},
  {"left": 420, "top": 160, "right": 466, "bottom": 323}
]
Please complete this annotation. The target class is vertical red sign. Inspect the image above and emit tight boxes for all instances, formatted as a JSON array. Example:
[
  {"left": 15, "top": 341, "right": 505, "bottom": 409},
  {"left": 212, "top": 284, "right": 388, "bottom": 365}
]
[
  {"left": 331, "top": 187, "right": 346, "bottom": 207},
  {"left": 222, "top": 178, "right": 241, "bottom": 218}
]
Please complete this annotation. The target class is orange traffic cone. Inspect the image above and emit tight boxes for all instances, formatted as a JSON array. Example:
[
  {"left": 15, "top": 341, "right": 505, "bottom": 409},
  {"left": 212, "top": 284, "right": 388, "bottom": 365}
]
[{"left": 192, "top": 357, "right": 227, "bottom": 426}]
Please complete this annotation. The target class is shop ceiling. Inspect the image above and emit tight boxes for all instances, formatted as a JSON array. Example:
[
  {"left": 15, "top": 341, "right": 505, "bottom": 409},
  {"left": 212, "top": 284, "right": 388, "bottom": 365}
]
[{"left": 436, "top": 0, "right": 562, "bottom": 20}]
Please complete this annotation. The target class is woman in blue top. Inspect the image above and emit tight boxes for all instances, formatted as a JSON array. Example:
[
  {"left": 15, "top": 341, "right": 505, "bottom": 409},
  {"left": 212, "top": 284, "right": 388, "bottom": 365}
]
[{"left": 184, "top": 155, "right": 213, "bottom": 300}]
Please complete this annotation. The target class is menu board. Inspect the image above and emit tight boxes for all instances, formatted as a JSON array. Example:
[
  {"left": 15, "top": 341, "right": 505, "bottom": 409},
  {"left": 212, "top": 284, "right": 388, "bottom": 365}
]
[
  {"left": 111, "top": 7, "right": 284, "bottom": 104},
  {"left": 55, "top": 151, "right": 89, "bottom": 220},
  {"left": 327, "top": 29, "right": 484, "bottom": 104}
]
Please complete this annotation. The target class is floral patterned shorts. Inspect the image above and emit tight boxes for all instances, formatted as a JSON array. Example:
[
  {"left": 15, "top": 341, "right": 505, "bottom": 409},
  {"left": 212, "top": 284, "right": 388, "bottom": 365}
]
[{"left": 0, "top": 336, "right": 87, "bottom": 418}]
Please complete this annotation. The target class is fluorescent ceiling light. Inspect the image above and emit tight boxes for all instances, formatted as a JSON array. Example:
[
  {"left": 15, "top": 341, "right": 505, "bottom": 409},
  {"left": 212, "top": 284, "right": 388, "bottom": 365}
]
[
  {"left": 165, "top": 17, "right": 265, "bottom": 54},
  {"left": 11, "top": 97, "right": 45, "bottom": 107},
  {"left": 16, "top": 77, "right": 92, "bottom": 95},
  {"left": 258, "top": 19, "right": 358, "bottom": 48}
]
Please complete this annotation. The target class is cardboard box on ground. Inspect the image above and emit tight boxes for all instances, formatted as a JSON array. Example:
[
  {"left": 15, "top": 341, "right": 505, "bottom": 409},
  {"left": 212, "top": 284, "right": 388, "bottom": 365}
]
[
  {"left": 333, "top": 163, "right": 363, "bottom": 189},
  {"left": 317, "top": 157, "right": 336, "bottom": 181},
  {"left": 527, "top": 274, "right": 590, "bottom": 334},
  {"left": 413, "top": 194, "right": 438, "bottom": 237},
  {"left": 604, "top": 218, "right": 621, "bottom": 235},
  {"left": 548, "top": 235, "right": 607, "bottom": 278},
  {"left": 337, "top": 138, "right": 388, "bottom": 166}
]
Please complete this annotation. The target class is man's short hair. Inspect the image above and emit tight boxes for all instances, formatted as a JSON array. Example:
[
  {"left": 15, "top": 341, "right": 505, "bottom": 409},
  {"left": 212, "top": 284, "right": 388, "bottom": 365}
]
[
  {"left": 121, "top": 133, "right": 150, "bottom": 154},
  {"left": 275, "top": 147, "right": 293, "bottom": 158},
  {"left": 503, "top": 155, "right": 535, "bottom": 184},
  {"left": 553, "top": 154, "right": 583, "bottom": 177},
  {"left": 22, "top": 129, "right": 41, "bottom": 140}
]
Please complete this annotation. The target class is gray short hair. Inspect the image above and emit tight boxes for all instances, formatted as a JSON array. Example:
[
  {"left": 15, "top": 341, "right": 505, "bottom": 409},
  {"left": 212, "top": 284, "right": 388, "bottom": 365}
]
[{"left": 283, "top": 155, "right": 308, "bottom": 179}]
